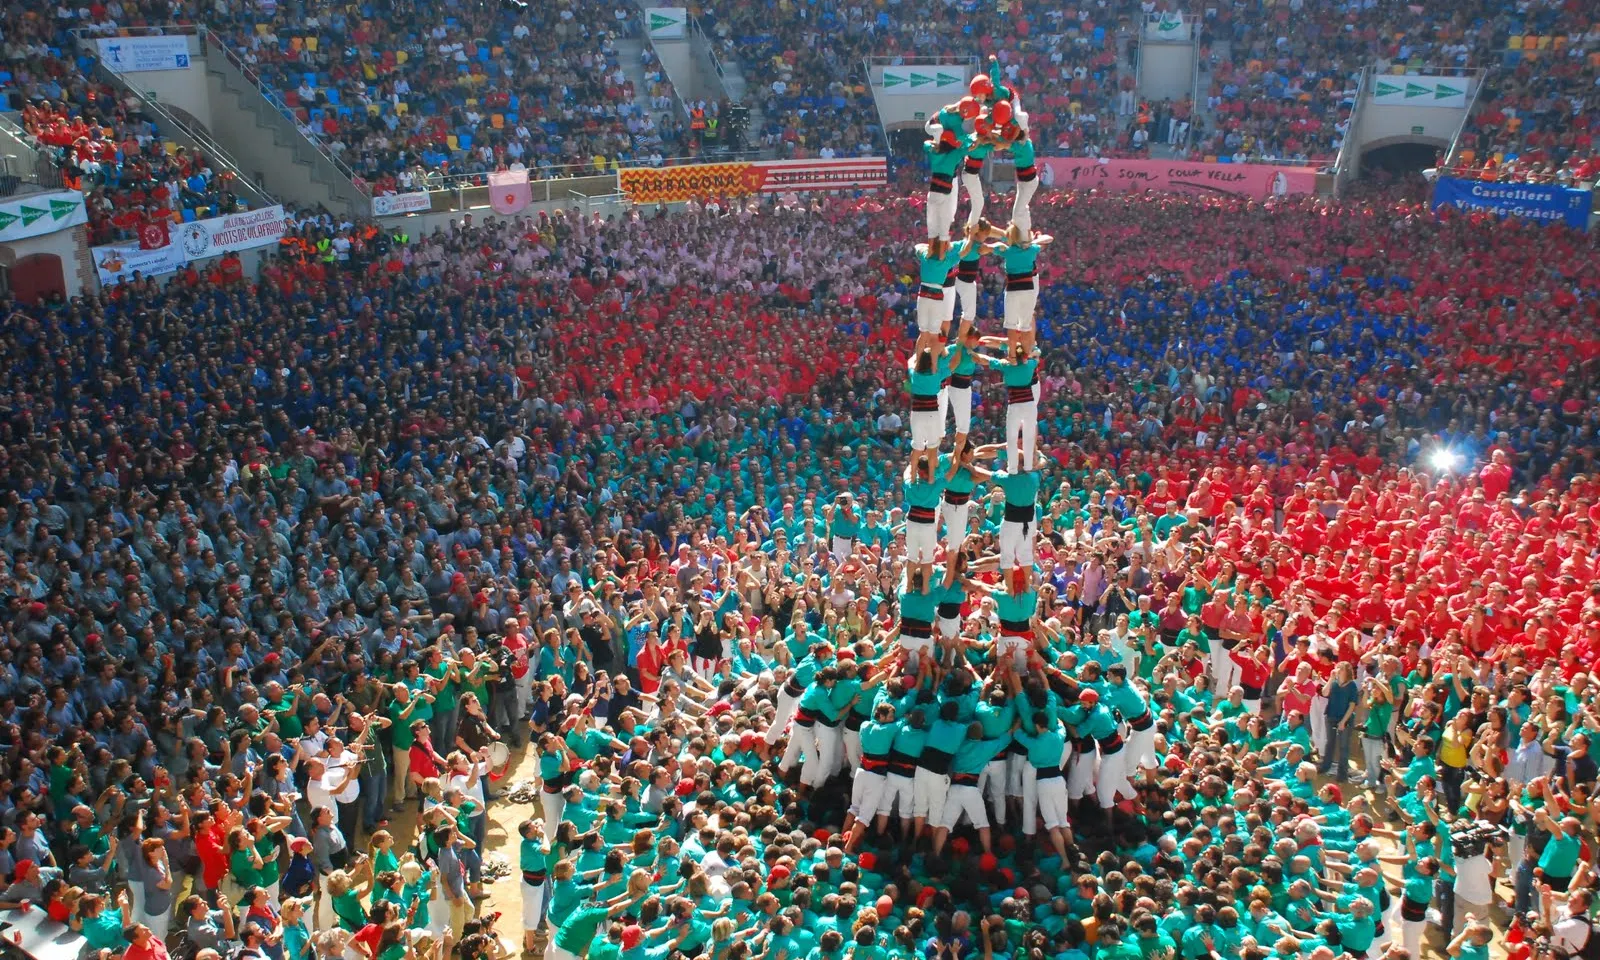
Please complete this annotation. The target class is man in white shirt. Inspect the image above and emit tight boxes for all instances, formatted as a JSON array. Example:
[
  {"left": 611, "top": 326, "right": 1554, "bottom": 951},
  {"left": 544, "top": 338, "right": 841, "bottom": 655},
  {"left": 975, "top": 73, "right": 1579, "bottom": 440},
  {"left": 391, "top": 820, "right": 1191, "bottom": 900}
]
[{"left": 1550, "top": 887, "right": 1597, "bottom": 957}]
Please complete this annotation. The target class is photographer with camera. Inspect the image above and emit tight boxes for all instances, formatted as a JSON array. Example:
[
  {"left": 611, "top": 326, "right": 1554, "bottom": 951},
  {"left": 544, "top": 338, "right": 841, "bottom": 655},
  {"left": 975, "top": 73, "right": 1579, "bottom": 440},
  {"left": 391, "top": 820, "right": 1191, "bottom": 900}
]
[{"left": 1450, "top": 820, "right": 1505, "bottom": 936}]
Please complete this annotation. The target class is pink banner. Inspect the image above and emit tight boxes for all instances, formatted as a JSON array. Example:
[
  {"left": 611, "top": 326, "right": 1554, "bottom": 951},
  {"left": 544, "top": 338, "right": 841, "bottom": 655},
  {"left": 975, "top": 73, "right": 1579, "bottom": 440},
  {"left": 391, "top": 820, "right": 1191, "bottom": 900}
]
[{"left": 1040, "top": 158, "right": 1319, "bottom": 199}]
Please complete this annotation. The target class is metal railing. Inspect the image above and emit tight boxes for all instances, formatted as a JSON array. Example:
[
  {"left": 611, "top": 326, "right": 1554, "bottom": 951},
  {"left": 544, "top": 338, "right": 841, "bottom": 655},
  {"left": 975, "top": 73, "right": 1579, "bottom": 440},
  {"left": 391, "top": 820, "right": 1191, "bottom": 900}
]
[
  {"left": 71, "top": 34, "right": 278, "bottom": 211},
  {"left": 863, "top": 55, "right": 982, "bottom": 67},
  {"left": 198, "top": 28, "right": 372, "bottom": 201},
  {"left": 0, "top": 114, "right": 66, "bottom": 192},
  {"left": 1330, "top": 66, "right": 1370, "bottom": 193},
  {"left": 1442, "top": 70, "right": 1488, "bottom": 172}
]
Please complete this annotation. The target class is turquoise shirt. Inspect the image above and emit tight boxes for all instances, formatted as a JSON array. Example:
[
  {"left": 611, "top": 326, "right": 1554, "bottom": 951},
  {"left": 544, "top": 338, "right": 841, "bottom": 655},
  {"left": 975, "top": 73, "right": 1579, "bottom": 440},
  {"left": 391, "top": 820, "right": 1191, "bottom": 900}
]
[
  {"left": 1000, "top": 241, "right": 1041, "bottom": 274},
  {"left": 908, "top": 353, "right": 951, "bottom": 397},
  {"left": 994, "top": 469, "right": 1040, "bottom": 507},
  {"left": 917, "top": 244, "right": 963, "bottom": 286}
]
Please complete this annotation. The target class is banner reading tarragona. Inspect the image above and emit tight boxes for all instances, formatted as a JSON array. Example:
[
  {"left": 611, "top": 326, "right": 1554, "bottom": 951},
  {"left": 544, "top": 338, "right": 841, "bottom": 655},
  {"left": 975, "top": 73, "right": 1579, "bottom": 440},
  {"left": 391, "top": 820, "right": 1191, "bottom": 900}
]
[
  {"left": 618, "top": 158, "right": 888, "bottom": 204},
  {"left": 1040, "top": 157, "right": 1319, "bottom": 199}
]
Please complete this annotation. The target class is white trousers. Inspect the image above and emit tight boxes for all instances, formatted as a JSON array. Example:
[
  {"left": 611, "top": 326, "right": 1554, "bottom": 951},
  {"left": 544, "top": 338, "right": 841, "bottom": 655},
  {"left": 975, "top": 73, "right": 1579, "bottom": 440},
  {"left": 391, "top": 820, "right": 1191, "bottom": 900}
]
[
  {"left": 941, "top": 499, "right": 971, "bottom": 557},
  {"left": 980, "top": 757, "right": 1009, "bottom": 825},
  {"left": 934, "top": 783, "right": 988, "bottom": 830},
  {"left": 830, "top": 535, "right": 854, "bottom": 562},
  {"left": 910, "top": 408, "right": 942, "bottom": 450},
  {"left": 841, "top": 726, "right": 861, "bottom": 774},
  {"left": 851, "top": 767, "right": 889, "bottom": 820},
  {"left": 907, "top": 519, "right": 938, "bottom": 564},
  {"left": 1004, "top": 285, "right": 1038, "bottom": 331},
  {"left": 1012, "top": 177, "right": 1039, "bottom": 237},
  {"left": 1005, "top": 400, "right": 1038, "bottom": 471},
  {"left": 1067, "top": 746, "right": 1098, "bottom": 800},
  {"left": 944, "top": 384, "right": 972, "bottom": 436},
  {"left": 998, "top": 517, "right": 1035, "bottom": 570},
  {"left": 916, "top": 293, "right": 944, "bottom": 333},
  {"left": 912, "top": 766, "right": 949, "bottom": 820},
  {"left": 539, "top": 791, "right": 565, "bottom": 834},
  {"left": 801, "top": 723, "right": 841, "bottom": 787},
  {"left": 1097, "top": 746, "right": 1131, "bottom": 809},
  {"left": 926, "top": 188, "right": 957, "bottom": 240},
  {"left": 780, "top": 719, "right": 815, "bottom": 773},
  {"left": 955, "top": 277, "right": 978, "bottom": 329},
  {"left": 521, "top": 879, "right": 547, "bottom": 931},
  {"left": 940, "top": 279, "right": 956, "bottom": 329},
  {"left": 1212, "top": 647, "right": 1239, "bottom": 694},
  {"left": 766, "top": 689, "right": 799, "bottom": 745},
  {"left": 961, "top": 169, "right": 985, "bottom": 227},
  {"left": 883, "top": 772, "right": 915, "bottom": 820},
  {"left": 1036, "top": 772, "right": 1071, "bottom": 830},
  {"left": 1129, "top": 721, "right": 1159, "bottom": 770}
]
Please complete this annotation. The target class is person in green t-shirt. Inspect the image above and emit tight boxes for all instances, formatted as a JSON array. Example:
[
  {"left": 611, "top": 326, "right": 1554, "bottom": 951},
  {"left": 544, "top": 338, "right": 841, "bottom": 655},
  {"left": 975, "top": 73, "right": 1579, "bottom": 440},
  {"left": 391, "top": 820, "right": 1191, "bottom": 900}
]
[{"left": 1359, "top": 673, "right": 1395, "bottom": 794}]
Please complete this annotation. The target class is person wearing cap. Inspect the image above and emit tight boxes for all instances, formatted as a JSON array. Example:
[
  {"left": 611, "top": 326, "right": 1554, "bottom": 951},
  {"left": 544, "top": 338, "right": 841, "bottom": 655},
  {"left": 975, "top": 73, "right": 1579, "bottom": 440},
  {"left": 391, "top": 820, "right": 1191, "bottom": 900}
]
[{"left": 1063, "top": 685, "right": 1131, "bottom": 812}]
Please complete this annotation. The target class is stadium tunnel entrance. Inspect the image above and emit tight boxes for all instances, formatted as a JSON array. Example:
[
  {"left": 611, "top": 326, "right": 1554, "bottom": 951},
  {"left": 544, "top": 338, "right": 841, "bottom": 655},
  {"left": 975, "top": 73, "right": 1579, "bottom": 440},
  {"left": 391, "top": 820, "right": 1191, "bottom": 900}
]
[{"left": 1360, "top": 140, "right": 1445, "bottom": 179}]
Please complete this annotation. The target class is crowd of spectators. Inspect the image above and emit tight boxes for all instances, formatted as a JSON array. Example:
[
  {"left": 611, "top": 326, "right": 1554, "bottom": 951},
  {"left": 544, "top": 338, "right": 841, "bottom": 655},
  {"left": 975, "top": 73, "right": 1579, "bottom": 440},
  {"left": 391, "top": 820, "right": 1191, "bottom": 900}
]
[
  {"left": 0, "top": 176, "right": 1592, "bottom": 960},
  {"left": 207, "top": 0, "right": 701, "bottom": 185},
  {"left": 2, "top": 8, "right": 250, "bottom": 243}
]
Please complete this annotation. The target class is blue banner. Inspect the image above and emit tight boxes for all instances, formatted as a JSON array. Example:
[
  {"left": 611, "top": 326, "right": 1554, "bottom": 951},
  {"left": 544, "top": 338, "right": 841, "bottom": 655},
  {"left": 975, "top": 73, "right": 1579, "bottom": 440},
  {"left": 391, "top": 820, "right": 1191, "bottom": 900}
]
[{"left": 1432, "top": 176, "right": 1593, "bottom": 230}]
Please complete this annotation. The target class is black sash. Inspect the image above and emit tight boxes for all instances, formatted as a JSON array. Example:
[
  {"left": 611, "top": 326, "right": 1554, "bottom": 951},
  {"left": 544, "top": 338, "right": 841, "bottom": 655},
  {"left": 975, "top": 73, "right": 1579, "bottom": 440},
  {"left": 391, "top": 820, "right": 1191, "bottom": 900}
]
[
  {"left": 929, "top": 173, "right": 954, "bottom": 193},
  {"left": 522, "top": 870, "right": 548, "bottom": 885},
  {"left": 999, "top": 618, "right": 1032, "bottom": 633},
  {"left": 943, "top": 489, "right": 971, "bottom": 505},
  {"left": 1016, "top": 165, "right": 1037, "bottom": 182},
  {"left": 1006, "top": 272, "right": 1036, "bottom": 291},
  {"left": 951, "top": 772, "right": 980, "bottom": 786},
  {"left": 1003, "top": 503, "right": 1036, "bottom": 522},
  {"left": 1097, "top": 732, "right": 1125, "bottom": 754},
  {"left": 911, "top": 394, "right": 940, "bottom": 412},
  {"left": 919, "top": 284, "right": 945, "bottom": 300},
  {"left": 963, "top": 156, "right": 984, "bottom": 174},
  {"left": 908, "top": 505, "right": 937, "bottom": 523},
  {"left": 861, "top": 754, "right": 890, "bottom": 772},
  {"left": 1007, "top": 386, "right": 1035, "bottom": 405},
  {"left": 1035, "top": 767, "right": 1064, "bottom": 780},
  {"left": 948, "top": 373, "right": 973, "bottom": 389},
  {"left": 956, "top": 261, "right": 979, "bottom": 283}
]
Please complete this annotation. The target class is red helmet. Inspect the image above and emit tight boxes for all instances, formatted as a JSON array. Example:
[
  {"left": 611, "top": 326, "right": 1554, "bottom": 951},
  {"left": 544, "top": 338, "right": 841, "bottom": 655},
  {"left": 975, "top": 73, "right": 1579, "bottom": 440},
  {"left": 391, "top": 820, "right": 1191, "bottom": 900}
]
[
  {"left": 970, "top": 74, "right": 995, "bottom": 98},
  {"left": 1079, "top": 687, "right": 1100, "bottom": 705},
  {"left": 974, "top": 117, "right": 995, "bottom": 138},
  {"left": 957, "top": 96, "right": 981, "bottom": 120},
  {"left": 991, "top": 99, "right": 1013, "bottom": 127}
]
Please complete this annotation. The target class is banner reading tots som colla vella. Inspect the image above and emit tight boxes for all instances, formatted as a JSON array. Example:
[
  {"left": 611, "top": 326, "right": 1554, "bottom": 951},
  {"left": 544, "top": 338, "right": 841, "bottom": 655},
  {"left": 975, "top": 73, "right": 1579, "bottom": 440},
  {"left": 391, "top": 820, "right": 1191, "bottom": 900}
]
[{"left": 1431, "top": 176, "right": 1594, "bottom": 230}]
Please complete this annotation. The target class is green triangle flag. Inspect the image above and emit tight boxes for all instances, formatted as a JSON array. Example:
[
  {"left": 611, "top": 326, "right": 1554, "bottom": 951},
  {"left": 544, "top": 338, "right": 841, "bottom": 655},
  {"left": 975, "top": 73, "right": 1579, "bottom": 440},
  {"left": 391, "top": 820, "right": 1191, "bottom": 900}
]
[
  {"left": 1375, "top": 81, "right": 1401, "bottom": 97},
  {"left": 48, "top": 198, "right": 79, "bottom": 220},
  {"left": 909, "top": 72, "right": 931, "bottom": 87},
  {"left": 1405, "top": 82, "right": 1429, "bottom": 98},
  {"left": 649, "top": 12, "right": 677, "bottom": 30},
  {"left": 936, "top": 72, "right": 960, "bottom": 85},
  {"left": 1436, "top": 84, "right": 1462, "bottom": 99},
  {"left": 883, "top": 73, "right": 905, "bottom": 87},
  {"left": 18, "top": 205, "right": 45, "bottom": 226},
  {"left": 0, "top": 211, "right": 17, "bottom": 232}
]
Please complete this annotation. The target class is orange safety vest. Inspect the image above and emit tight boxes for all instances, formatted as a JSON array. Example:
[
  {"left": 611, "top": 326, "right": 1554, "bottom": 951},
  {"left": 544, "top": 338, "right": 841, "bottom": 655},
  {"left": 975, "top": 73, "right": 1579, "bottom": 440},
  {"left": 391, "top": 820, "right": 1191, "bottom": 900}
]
[{"left": 690, "top": 107, "right": 706, "bottom": 131}]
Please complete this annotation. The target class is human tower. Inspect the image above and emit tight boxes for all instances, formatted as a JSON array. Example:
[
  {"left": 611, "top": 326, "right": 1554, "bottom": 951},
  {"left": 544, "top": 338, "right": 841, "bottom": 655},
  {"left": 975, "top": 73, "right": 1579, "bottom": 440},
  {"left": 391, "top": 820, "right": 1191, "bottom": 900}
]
[{"left": 765, "top": 58, "right": 1158, "bottom": 863}]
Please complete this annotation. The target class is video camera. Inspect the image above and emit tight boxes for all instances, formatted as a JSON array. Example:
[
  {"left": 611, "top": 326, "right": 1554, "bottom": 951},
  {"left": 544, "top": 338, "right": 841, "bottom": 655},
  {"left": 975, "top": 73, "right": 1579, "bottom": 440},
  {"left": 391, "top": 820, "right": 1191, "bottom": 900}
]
[{"left": 1451, "top": 820, "right": 1509, "bottom": 859}]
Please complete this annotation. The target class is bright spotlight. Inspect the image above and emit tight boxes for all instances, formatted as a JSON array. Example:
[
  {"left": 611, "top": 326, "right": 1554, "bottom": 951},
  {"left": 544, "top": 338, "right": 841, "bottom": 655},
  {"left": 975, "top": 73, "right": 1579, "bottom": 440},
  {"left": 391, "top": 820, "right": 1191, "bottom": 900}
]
[{"left": 1428, "top": 449, "right": 1461, "bottom": 472}]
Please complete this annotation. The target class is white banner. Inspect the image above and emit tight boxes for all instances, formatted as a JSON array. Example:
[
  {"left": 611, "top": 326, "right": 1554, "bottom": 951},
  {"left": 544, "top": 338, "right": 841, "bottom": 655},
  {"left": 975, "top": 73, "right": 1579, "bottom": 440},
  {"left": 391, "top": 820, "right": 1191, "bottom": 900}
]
[
  {"left": 178, "top": 205, "right": 288, "bottom": 260},
  {"left": 1145, "top": 12, "right": 1192, "bottom": 41},
  {"left": 372, "top": 192, "right": 432, "bottom": 217},
  {"left": 876, "top": 66, "right": 967, "bottom": 95},
  {"left": 645, "top": 7, "right": 686, "bottom": 38},
  {"left": 0, "top": 190, "right": 88, "bottom": 242},
  {"left": 1370, "top": 75, "right": 1469, "bottom": 108},
  {"left": 96, "top": 35, "right": 192, "bottom": 73},
  {"left": 92, "top": 242, "right": 186, "bottom": 285}
]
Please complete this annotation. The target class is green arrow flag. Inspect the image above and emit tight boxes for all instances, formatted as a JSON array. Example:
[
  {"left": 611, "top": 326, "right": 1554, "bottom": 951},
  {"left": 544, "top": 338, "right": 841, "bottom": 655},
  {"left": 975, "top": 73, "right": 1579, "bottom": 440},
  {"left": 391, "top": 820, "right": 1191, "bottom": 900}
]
[
  {"left": 883, "top": 73, "right": 905, "bottom": 87},
  {"left": 1375, "top": 81, "right": 1401, "bottom": 97},
  {"left": 1436, "top": 84, "right": 1462, "bottom": 99},
  {"left": 48, "top": 198, "right": 79, "bottom": 220},
  {"left": 1405, "top": 82, "right": 1430, "bottom": 98},
  {"left": 18, "top": 205, "right": 46, "bottom": 226},
  {"left": 909, "top": 72, "right": 931, "bottom": 87},
  {"left": 0, "top": 212, "right": 17, "bottom": 232}
]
